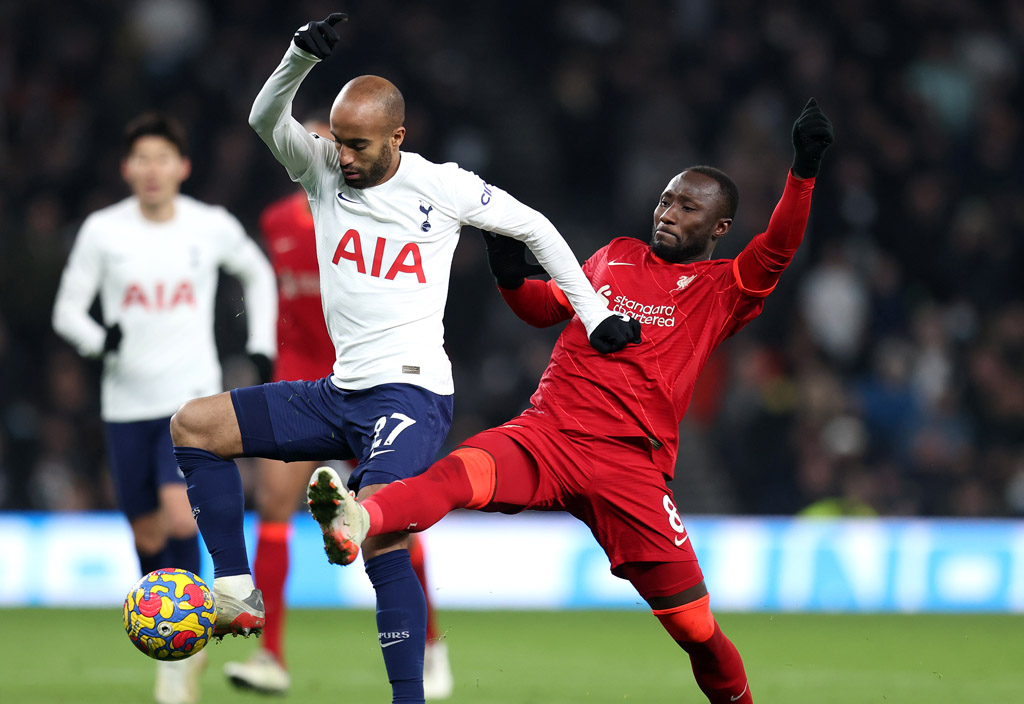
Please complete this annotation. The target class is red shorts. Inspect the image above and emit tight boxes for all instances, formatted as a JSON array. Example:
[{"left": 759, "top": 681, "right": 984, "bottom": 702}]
[{"left": 462, "top": 416, "right": 703, "bottom": 583}]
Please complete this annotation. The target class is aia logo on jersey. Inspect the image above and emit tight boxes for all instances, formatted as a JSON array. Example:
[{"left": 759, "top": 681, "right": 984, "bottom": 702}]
[
  {"left": 332, "top": 229, "right": 426, "bottom": 283},
  {"left": 122, "top": 281, "right": 196, "bottom": 310},
  {"left": 675, "top": 274, "right": 697, "bottom": 291}
]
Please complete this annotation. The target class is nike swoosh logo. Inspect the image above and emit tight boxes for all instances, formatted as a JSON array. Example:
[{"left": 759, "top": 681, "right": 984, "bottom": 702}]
[
  {"left": 674, "top": 535, "right": 689, "bottom": 546},
  {"left": 608, "top": 261, "right": 635, "bottom": 266},
  {"left": 380, "top": 640, "right": 403, "bottom": 648},
  {"left": 730, "top": 683, "right": 748, "bottom": 701},
  {"left": 337, "top": 192, "right": 359, "bottom": 204},
  {"left": 368, "top": 449, "right": 394, "bottom": 459}
]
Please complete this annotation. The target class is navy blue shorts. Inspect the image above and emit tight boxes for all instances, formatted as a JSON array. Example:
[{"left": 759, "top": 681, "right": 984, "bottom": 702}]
[
  {"left": 230, "top": 378, "right": 453, "bottom": 491},
  {"left": 104, "top": 416, "right": 183, "bottom": 519}
]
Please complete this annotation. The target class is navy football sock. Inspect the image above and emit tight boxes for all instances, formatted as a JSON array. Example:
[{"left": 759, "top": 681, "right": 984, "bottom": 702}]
[
  {"left": 166, "top": 534, "right": 202, "bottom": 576},
  {"left": 365, "top": 550, "right": 426, "bottom": 704},
  {"left": 173, "top": 446, "right": 250, "bottom": 578},
  {"left": 137, "top": 547, "right": 170, "bottom": 576}
]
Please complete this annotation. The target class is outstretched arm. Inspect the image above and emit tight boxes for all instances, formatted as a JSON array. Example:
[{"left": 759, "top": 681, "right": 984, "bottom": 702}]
[
  {"left": 734, "top": 98, "right": 834, "bottom": 295},
  {"left": 248, "top": 14, "right": 347, "bottom": 187},
  {"left": 733, "top": 173, "right": 815, "bottom": 295}
]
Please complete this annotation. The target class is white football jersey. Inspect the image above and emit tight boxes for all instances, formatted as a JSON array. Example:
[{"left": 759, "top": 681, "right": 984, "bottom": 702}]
[
  {"left": 52, "top": 196, "right": 277, "bottom": 422},
  {"left": 250, "top": 44, "right": 612, "bottom": 395}
]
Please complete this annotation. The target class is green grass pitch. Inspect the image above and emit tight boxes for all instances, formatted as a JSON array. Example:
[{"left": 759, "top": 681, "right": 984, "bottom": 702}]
[{"left": 3, "top": 608, "right": 1022, "bottom": 702}]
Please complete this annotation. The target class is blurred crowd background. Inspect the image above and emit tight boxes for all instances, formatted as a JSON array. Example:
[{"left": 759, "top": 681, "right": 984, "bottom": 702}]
[{"left": 1, "top": 0, "right": 1022, "bottom": 518}]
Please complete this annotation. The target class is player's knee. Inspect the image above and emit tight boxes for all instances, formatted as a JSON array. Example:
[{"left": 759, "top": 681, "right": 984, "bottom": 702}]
[
  {"left": 166, "top": 518, "right": 198, "bottom": 539},
  {"left": 170, "top": 396, "right": 227, "bottom": 450},
  {"left": 653, "top": 594, "right": 716, "bottom": 644},
  {"left": 450, "top": 447, "right": 496, "bottom": 509},
  {"left": 165, "top": 507, "right": 198, "bottom": 538},
  {"left": 169, "top": 401, "right": 200, "bottom": 446},
  {"left": 130, "top": 514, "right": 165, "bottom": 553}
]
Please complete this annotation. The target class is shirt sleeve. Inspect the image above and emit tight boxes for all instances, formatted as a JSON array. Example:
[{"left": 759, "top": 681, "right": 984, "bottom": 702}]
[
  {"left": 249, "top": 43, "right": 333, "bottom": 193},
  {"left": 498, "top": 279, "right": 575, "bottom": 328},
  {"left": 52, "top": 217, "right": 107, "bottom": 357},
  {"left": 217, "top": 212, "right": 279, "bottom": 357},
  {"left": 733, "top": 172, "right": 816, "bottom": 297},
  {"left": 442, "top": 166, "right": 612, "bottom": 337}
]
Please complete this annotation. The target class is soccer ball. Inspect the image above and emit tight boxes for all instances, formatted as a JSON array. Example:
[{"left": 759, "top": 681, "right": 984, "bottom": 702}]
[{"left": 123, "top": 568, "right": 217, "bottom": 660}]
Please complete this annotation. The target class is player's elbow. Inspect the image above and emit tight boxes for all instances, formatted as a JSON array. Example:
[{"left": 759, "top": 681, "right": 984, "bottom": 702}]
[
  {"left": 247, "top": 106, "right": 264, "bottom": 133},
  {"left": 51, "top": 305, "right": 62, "bottom": 333},
  {"left": 248, "top": 100, "right": 273, "bottom": 136},
  {"left": 51, "top": 303, "right": 72, "bottom": 341}
]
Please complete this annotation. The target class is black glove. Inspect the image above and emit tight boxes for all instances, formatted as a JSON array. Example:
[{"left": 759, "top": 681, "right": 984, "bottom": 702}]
[
  {"left": 103, "top": 323, "right": 122, "bottom": 354},
  {"left": 249, "top": 353, "right": 275, "bottom": 385},
  {"left": 293, "top": 12, "right": 348, "bottom": 60},
  {"left": 791, "top": 98, "right": 834, "bottom": 179},
  {"left": 480, "top": 232, "right": 546, "bottom": 289},
  {"left": 588, "top": 313, "right": 642, "bottom": 354}
]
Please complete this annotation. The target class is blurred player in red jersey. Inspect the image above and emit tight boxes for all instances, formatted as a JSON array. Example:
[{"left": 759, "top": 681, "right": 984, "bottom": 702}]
[
  {"left": 223, "top": 116, "right": 453, "bottom": 699},
  {"left": 307, "top": 99, "right": 834, "bottom": 703}
]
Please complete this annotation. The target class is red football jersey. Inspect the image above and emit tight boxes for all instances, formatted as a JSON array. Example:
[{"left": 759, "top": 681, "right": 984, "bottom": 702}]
[
  {"left": 260, "top": 192, "right": 335, "bottom": 381},
  {"left": 519, "top": 238, "right": 765, "bottom": 478},
  {"left": 507, "top": 173, "right": 815, "bottom": 479}
]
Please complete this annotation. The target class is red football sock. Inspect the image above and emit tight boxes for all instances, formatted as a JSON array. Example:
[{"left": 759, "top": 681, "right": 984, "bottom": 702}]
[
  {"left": 253, "top": 521, "right": 290, "bottom": 663},
  {"left": 408, "top": 535, "right": 439, "bottom": 641},
  {"left": 680, "top": 622, "right": 751, "bottom": 703},
  {"left": 363, "top": 454, "right": 476, "bottom": 537}
]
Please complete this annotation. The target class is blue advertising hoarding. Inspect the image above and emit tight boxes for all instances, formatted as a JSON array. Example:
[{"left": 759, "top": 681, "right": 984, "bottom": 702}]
[{"left": 1, "top": 512, "right": 1022, "bottom": 611}]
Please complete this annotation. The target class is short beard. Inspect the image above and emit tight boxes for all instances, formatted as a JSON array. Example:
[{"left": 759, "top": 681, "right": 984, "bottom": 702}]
[
  {"left": 649, "top": 229, "right": 710, "bottom": 263},
  {"left": 350, "top": 142, "right": 393, "bottom": 189}
]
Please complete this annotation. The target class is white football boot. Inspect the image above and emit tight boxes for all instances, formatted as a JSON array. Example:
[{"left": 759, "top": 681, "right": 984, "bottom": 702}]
[
  {"left": 306, "top": 466, "right": 369, "bottom": 565},
  {"left": 212, "top": 575, "right": 266, "bottom": 638},
  {"left": 224, "top": 648, "right": 291, "bottom": 694},
  {"left": 423, "top": 640, "right": 454, "bottom": 699}
]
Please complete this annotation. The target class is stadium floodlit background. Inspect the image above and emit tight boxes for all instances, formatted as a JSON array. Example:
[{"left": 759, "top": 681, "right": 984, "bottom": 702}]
[
  {"left": 2, "top": 0, "right": 1023, "bottom": 519},
  {"left": 1, "top": 1, "right": 1023, "bottom": 701}
]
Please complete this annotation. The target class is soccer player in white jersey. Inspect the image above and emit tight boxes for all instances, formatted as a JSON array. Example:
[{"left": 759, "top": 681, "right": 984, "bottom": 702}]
[
  {"left": 52, "top": 112, "right": 277, "bottom": 704},
  {"left": 168, "top": 13, "right": 640, "bottom": 704},
  {"left": 222, "top": 115, "right": 454, "bottom": 699}
]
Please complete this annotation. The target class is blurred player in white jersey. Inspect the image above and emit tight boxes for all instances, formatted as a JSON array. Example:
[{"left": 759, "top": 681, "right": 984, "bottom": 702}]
[
  {"left": 52, "top": 112, "right": 278, "bottom": 704},
  {"left": 222, "top": 116, "right": 453, "bottom": 699},
  {"left": 168, "top": 13, "right": 639, "bottom": 704}
]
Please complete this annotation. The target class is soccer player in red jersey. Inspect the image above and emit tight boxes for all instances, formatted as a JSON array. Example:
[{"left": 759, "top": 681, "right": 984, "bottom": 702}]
[
  {"left": 223, "top": 117, "right": 453, "bottom": 699},
  {"left": 307, "top": 99, "right": 833, "bottom": 703}
]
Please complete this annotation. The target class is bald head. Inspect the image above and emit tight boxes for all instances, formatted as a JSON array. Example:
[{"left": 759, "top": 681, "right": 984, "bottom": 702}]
[
  {"left": 331, "top": 75, "right": 405, "bottom": 133},
  {"left": 328, "top": 75, "right": 407, "bottom": 189}
]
